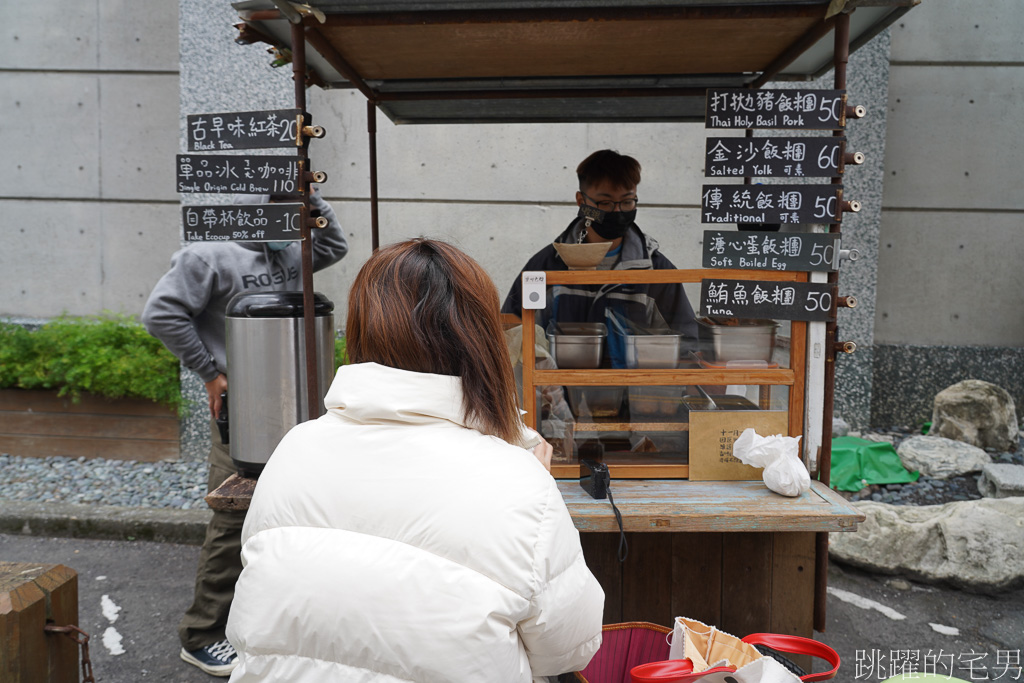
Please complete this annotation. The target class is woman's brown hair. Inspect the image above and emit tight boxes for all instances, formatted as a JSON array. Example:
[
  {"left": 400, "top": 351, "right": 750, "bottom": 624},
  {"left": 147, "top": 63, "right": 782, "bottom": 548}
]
[{"left": 346, "top": 239, "right": 523, "bottom": 445}]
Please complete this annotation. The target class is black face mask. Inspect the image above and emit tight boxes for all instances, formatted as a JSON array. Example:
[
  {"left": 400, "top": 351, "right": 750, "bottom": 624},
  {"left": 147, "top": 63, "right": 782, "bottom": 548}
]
[{"left": 581, "top": 207, "right": 636, "bottom": 241}]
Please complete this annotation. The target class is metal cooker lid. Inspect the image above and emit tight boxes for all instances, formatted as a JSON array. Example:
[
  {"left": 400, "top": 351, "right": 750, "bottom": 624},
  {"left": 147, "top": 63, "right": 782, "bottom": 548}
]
[{"left": 226, "top": 291, "right": 334, "bottom": 318}]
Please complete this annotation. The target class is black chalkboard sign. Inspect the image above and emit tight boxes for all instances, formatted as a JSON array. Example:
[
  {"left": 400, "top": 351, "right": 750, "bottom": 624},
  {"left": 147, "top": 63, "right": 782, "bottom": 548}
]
[
  {"left": 186, "top": 109, "right": 301, "bottom": 151},
  {"left": 705, "top": 89, "right": 845, "bottom": 129},
  {"left": 705, "top": 137, "right": 843, "bottom": 178},
  {"left": 182, "top": 203, "right": 304, "bottom": 242},
  {"left": 700, "top": 279, "right": 836, "bottom": 322},
  {"left": 176, "top": 155, "right": 302, "bottom": 195},
  {"left": 702, "top": 231, "right": 840, "bottom": 272},
  {"left": 701, "top": 184, "right": 843, "bottom": 225}
]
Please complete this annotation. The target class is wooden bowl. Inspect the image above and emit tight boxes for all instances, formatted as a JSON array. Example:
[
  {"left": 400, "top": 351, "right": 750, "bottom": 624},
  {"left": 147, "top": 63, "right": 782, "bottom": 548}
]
[{"left": 552, "top": 241, "right": 612, "bottom": 270}]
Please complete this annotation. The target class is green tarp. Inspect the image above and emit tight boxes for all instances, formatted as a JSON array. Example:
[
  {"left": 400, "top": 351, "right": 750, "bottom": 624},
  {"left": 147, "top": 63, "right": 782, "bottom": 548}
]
[{"left": 829, "top": 436, "right": 920, "bottom": 492}]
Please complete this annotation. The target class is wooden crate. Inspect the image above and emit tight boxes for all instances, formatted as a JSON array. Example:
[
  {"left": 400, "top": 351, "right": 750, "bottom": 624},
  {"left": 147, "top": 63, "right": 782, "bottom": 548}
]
[
  {"left": 0, "top": 389, "right": 179, "bottom": 462},
  {"left": 0, "top": 563, "right": 80, "bottom": 683}
]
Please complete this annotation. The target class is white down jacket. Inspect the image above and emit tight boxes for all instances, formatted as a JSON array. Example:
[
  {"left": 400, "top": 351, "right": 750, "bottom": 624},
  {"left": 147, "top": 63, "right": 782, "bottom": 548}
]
[{"left": 226, "top": 362, "right": 604, "bottom": 682}]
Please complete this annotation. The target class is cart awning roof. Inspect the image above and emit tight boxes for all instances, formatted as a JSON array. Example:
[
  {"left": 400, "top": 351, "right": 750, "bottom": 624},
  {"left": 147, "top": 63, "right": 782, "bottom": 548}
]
[{"left": 231, "top": 0, "right": 916, "bottom": 124}]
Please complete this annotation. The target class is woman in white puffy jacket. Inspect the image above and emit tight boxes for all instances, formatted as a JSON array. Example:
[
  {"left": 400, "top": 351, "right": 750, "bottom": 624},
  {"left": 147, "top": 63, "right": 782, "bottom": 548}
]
[{"left": 226, "top": 238, "right": 604, "bottom": 682}]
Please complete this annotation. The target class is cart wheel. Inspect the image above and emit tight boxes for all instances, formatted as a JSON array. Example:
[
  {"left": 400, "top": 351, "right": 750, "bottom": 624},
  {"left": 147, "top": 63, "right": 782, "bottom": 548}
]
[{"left": 754, "top": 644, "right": 807, "bottom": 678}]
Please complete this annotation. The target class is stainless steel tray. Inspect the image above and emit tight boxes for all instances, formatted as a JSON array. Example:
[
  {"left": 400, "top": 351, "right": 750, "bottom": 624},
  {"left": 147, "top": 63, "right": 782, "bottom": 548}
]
[{"left": 546, "top": 322, "right": 607, "bottom": 369}]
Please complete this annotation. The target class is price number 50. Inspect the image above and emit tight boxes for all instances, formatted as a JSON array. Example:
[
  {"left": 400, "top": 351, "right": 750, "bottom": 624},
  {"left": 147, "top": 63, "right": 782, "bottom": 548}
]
[
  {"left": 819, "top": 96, "right": 843, "bottom": 124},
  {"left": 804, "top": 291, "right": 833, "bottom": 313},
  {"left": 814, "top": 196, "right": 837, "bottom": 220}
]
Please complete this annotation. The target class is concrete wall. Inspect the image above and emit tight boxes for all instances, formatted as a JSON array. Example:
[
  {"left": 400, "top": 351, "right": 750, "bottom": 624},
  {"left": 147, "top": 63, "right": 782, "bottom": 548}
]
[
  {"left": 870, "top": 0, "right": 1024, "bottom": 427},
  {"left": 3, "top": 0, "right": 1020, "bottom": 432},
  {"left": 0, "top": 0, "right": 181, "bottom": 317},
  {"left": 286, "top": 29, "right": 892, "bottom": 432},
  {"left": 878, "top": 0, "right": 1024, "bottom": 347},
  {"left": 310, "top": 93, "right": 712, "bottom": 321}
]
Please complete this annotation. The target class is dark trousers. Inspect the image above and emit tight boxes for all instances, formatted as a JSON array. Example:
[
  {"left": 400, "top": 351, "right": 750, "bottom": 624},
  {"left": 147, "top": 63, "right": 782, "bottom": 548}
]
[{"left": 177, "top": 421, "right": 246, "bottom": 651}]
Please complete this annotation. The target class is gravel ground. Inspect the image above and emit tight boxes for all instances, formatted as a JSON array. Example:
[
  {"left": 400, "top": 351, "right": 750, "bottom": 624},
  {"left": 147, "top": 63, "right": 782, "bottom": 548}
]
[
  {"left": 837, "top": 426, "right": 1024, "bottom": 506},
  {"left": 0, "top": 454, "right": 209, "bottom": 509},
  {"left": 1, "top": 427, "right": 1021, "bottom": 510}
]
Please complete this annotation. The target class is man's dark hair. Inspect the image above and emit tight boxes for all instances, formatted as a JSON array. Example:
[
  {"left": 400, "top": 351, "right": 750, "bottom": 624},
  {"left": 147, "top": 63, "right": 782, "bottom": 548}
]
[{"left": 576, "top": 150, "right": 642, "bottom": 192}]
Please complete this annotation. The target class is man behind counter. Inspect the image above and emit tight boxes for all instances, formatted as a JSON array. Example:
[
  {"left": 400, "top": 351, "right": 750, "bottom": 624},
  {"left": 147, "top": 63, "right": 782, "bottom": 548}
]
[{"left": 501, "top": 149, "right": 698, "bottom": 368}]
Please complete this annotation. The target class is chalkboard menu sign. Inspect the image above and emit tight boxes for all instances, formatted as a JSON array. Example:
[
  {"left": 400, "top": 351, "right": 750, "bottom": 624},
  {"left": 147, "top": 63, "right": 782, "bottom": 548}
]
[
  {"left": 705, "top": 89, "right": 845, "bottom": 130},
  {"left": 700, "top": 279, "right": 836, "bottom": 322},
  {"left": 176, "top": 155, "right": 302, "bottom": 195},
  {"left": 186, "top": 109, "right": 301, "bottom": 151},
  {"left": 702, "top": 231, "right": 840, "bottom": 272},
  {"left": 701, "top": 184, "right": 842, "bottom": 225},
  {"left": 182, "top": 203, "right": 304, "bottom": 242},
  {"left": 705, "top": 137, "right": 843, "bottom": 177}
]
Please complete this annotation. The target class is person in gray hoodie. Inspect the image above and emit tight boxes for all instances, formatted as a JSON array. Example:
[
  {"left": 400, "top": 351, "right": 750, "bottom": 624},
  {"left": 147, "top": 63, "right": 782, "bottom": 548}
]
[{"left": 141, "top": 189, "right": 348, "bottom": 676}]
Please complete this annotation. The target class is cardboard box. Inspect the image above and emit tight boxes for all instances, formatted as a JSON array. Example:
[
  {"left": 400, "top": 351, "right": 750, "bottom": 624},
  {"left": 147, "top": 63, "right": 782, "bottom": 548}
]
[{"left": 688, "top": 409, "right": 790, "bottom": 480}]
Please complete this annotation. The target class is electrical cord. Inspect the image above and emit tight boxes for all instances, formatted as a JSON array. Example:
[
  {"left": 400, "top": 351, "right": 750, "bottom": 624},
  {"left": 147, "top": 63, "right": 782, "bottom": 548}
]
[
  {"left": 579, "top": 458, "right": 627, "bottom": 562},
  {"left": 607, "top": 485, "right": 628, "bottom": 562}
]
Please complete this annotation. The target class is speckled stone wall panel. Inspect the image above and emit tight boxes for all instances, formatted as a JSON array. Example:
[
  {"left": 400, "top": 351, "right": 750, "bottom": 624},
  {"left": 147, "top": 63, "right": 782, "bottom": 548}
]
[
  {"left": 178, "top": 367, "right": 210, "bottom": 463},
  {"left": 179, "top": 0, "right": 292, "bottom": 142},
  {"left": 779, "top": 31, "right": 892, "bottom": 430},
  {"left": 832, "top": 31, "right": 891, "bottom": 431},
  {"left": 178, "top": 0, "right": 293, "bottom": 460},
  {"left": 871, "top": 345, "right": 1024, "bottom": 429}
]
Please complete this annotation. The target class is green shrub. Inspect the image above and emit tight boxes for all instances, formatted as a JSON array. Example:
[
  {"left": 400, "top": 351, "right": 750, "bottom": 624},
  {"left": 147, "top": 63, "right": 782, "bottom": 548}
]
[
  {"left": 334, "top": 334, "right": 349, "bottom": 370},
  {"left": 0, "top": 314, "right": 182, "bottom": 413}
]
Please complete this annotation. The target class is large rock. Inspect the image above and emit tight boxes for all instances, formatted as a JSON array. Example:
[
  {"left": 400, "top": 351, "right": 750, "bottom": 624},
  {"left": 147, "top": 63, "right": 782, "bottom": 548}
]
[
  {"left": 830, "top": 498, "right": 1024, "bottom": 592},
  {"left": 930, "top": 379, "right": 1019, "bottom": 452},
  {"left": 897, "top": 435, "right": 990, "bottom": 479},
  {"left": 978, "top": 463, "right": 1024, "bottom": 499}
]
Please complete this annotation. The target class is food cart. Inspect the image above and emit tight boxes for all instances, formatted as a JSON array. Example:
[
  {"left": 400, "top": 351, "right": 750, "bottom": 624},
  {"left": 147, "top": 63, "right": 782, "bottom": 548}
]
[{"left": 212, "top": 0, "right": 915, "bottom": 658}]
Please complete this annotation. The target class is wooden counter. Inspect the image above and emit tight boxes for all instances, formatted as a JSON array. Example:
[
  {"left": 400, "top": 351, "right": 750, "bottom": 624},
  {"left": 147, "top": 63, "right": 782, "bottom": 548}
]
[
  {"left": 558, "top": 479, "right": 861, "bottom": 533},
  {"left": 208, "top": 474, "right": 861, "bottom": 662},
  {"left": 561, "top": 479, "right": 863, "bottom": 665},
  {"left": 210, "top": 475, "right": 859, "bottom": 531}
]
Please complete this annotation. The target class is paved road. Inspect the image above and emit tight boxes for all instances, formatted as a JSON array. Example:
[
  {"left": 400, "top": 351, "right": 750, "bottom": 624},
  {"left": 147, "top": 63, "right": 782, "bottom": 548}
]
[
  {"left": 1, "top": 534, "right": 210, "bottom": 683},
  {"left": 820, "top": 563, "right": 1023, "bottom": 682},
  {"left": 2, "top": 533, "right": 1020, "bottom": 682}
]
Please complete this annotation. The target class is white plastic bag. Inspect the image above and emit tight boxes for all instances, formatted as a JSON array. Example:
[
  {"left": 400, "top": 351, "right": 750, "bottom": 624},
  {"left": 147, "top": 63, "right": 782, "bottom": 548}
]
[
  {"left": 666, "top": 617, "right": 813, "bottom": 682},
  {"left": 733, "top": 428, "right": 809, "bottom": 497}
]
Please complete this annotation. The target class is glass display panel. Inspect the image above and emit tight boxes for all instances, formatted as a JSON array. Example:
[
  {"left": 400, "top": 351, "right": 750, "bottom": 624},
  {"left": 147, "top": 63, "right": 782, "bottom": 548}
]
[{"left": 538, "top": 384, "right": 791, "bottom": 468}]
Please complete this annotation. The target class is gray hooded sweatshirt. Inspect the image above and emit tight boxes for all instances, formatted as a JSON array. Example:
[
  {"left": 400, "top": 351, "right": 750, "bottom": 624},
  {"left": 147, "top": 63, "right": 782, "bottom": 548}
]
[{"left": 141, "top": 191, "right": 348, "bottom": 383}]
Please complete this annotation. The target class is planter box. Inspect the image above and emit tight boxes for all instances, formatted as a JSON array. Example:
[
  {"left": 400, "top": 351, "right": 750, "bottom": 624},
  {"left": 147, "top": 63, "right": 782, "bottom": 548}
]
[{"left": 0, "top": 390, "right": 179, "bottom": 462}]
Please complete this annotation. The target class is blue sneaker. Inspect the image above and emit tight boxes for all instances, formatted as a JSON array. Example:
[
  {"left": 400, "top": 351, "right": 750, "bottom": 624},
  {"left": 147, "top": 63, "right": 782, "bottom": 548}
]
[{"left": 180, "top": 639, "right": 238, "bottom": 676}]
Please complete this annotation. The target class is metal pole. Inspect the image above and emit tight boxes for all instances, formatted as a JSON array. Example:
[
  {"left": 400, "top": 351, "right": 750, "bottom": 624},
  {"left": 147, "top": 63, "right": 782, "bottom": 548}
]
[
  {"left": 291, "top": 18, "right": 321, "bottom": 421},
  {"left": 815, "top": 10, "right": 850, "bottom": 633},
  {"left": 822, "top": 12, "right": 848, "bottom": 493},
  {"left": 743, "top": 128, "right": 753, "bottom": 185},
  {"left": 368, "top": 99, "right": 380, "bottom": 251}
]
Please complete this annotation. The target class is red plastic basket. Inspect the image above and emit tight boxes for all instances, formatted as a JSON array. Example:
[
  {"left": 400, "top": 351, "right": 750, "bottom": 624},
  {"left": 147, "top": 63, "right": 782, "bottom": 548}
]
[
  {"left": 574, "top": 622, "right": 673, "bottom": 683},
  {"left": 573, "top": 624, "right": 840, "bottom": 683}
]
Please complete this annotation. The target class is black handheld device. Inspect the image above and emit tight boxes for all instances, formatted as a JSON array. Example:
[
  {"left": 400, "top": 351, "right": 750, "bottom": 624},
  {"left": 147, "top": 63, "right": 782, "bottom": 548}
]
[
  {"left": 216, "top": 391, "right": 230, "bottom": 445},
  {"left": 580, "top": 458, "right": 627, "bottom": 561},
  {"left": 579, "top": 459, "right": 609, "bottom": 500}
]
